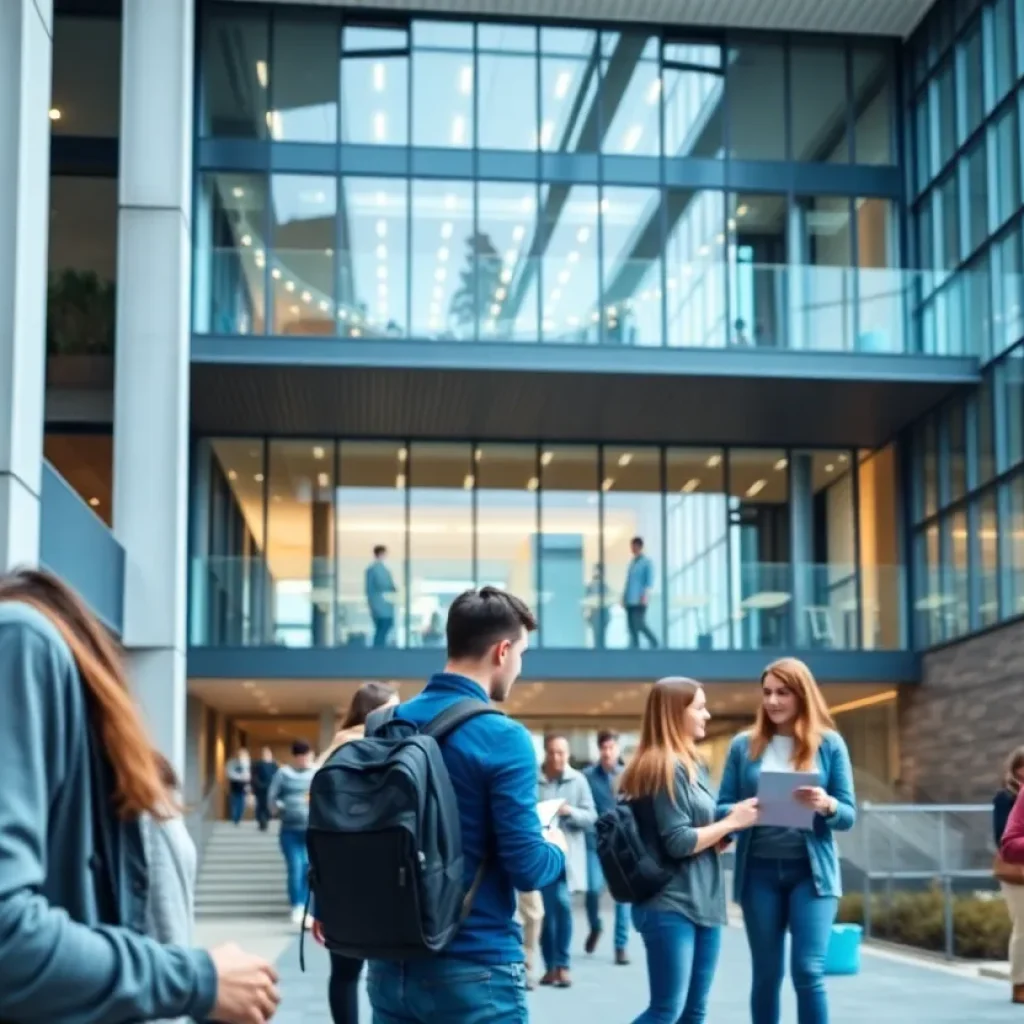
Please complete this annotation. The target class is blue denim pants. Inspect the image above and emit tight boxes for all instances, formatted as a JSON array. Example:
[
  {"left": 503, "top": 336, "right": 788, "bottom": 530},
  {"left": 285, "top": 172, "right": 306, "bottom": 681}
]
[
  {"left": 228, "top": 789, "right": 246, "bottom": 824},
  {"left": 367, "top": 957, "right": 528, "bottom": 1024},
  {"left": 540, "top": 876, "right": 573, "bottom": 970},
  {"left": 585, "top": 845, "right": 630, "bottom": 951},
  {"left": 631, "top": 908, "right": 721, "bottom": 1024},
  {"left": 279, "top": 827, "right": 309, "bottom": 908},
  {"left": 740, "top": 857, "right": 838, "bottom": 1024}
]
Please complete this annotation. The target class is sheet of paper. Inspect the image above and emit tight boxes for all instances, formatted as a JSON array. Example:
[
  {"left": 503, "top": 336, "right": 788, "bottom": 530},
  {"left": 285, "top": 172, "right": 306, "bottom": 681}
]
[
  {"left": 537, "top": 799, "right": 565, "bottom": 829},
  {"left": 756, "top": 771, "right": 819, "bottom": 830}
]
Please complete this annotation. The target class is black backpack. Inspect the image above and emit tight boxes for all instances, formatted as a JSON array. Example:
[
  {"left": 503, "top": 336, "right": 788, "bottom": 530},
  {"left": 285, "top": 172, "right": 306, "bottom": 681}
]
[
  {"left": 304, "top": 698, "right": 501, "bottom": 964},
  {"left": 595, "top": 797, "right": 675, "bottom": 905}
]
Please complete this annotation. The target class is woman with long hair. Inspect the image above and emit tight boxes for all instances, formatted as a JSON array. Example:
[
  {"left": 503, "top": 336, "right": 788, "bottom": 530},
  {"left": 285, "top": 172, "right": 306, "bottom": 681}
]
[
  {"left": 0, "top": 568, "right": 279, "bottom": 1023},
  {"left": 994, "top": 746, "right": 1024, "bottom": 1002},
  {"left": 313, "top": 680, "right": 399, "bottom": 1023},
  {"left": 620, "top": 678, "right": 759, "bottom": 1023},
  {"left": 716, "top": 657, "right": 856, "bottom": 1024}
]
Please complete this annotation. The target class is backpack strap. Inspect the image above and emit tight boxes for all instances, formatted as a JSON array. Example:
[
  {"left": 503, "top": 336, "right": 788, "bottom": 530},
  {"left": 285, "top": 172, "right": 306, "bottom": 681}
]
[
  {"left": 421, "top": 698, "right": 504, "bottom": 742},
  {"left": 365, "top": 703, "right": 399, "bottom": 738}
]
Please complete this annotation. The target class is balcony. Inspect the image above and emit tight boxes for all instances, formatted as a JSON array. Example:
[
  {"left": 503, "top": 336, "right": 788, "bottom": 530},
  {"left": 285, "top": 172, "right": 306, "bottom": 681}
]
[{"left": 187, "top": 556, "right": 916, "bottom": 683}]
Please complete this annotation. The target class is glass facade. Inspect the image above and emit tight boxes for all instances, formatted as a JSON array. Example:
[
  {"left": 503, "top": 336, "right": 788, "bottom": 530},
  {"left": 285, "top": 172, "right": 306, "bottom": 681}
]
[
  {"left": 193, "top": 5, "right": 941, "bottom": 354},
  {"left": 191, "top": 437, "right": 903, "bottom": 652}
]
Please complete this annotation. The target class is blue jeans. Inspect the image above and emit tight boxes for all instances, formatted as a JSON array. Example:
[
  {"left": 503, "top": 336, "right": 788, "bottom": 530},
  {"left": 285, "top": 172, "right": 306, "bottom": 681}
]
[
  {"left": 367, "top": 957, "right": 527, "bottom": 1023},
  {"left": 741, "top": 857, "right": 838, "bottom": 1024},
  {"left": 586, "top": 846, "right": 630, "bottom": 950},
  {"left": 229, "top": 789, "right": 246, "bottom": 824},
  {"left": 631, "top": 908, "right": 721, "bottom": 1024},
  {"left": 279, "top": 828, "right": 309, "bottom": 908},
  {"left": 540, "top": 877, "right": 573, "bottom": 970},
  {"left": 372, "top": 616, "right": 393, "bottom": 647}
]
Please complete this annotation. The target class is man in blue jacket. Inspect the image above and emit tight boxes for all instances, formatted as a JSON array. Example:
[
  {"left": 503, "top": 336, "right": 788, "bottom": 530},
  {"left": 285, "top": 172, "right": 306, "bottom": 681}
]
[{"left": 366, "top": 587, "right": 566, "bottom": 1023}]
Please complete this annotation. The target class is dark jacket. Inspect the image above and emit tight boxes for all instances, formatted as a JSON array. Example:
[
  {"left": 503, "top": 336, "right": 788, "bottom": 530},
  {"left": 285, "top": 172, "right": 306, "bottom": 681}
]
[
  {"left": 0, "top": 601, "right": 217, "bottom": 1023},
  {"left": 994, "top": 788, "right": 1017, "bottom": 847}
]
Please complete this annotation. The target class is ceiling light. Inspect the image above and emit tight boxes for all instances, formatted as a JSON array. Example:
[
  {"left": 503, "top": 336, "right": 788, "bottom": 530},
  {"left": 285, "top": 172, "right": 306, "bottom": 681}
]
[
  {"left": 88, "top": 496, "right": 100, "bottom": 507},
  {"left": 313, "top": 446, "right": 325, "bottom": 460},
  {"left": 433, "top": 285, "right": 443, "bottom": 300},
  {"left": 646, "top": 78, "right": 662, "bottom": 105},
  {"left": 727, "top": 217, "right": 737, "bottom": 231},
  {"left": 350, "top": 327, "right": 362, "bottom": 337},
  {"left": 600, "top": 197, "right": 609, "bottom": 212},
  {"left": 825, "top": 463, "right": 835, "bottom": 473},
  {"left": 484, "top": 319, "right": 496, "bottom": 332},
  {"left": 373, "top": 112, "right": 387, "bottom": 142},
  {"left": 839, "top": 453, "right": 849, "bottom": 463},
  {"left": 716, "top": 233, "right": 725, "bottom": 244},
  {"left": 539, "top": 120, "right": 554, "bottom": 147},
  {"left": 567, "top": 251, "right": 580, "bottom": 263},
  {"left": 444, "top": 194, "right": 456, "bottom": 210},
  {"left": 317, "top": 472, "right": 329, "bottom": 488},
  {"left": 338, "top": 308, "right": 349, "bottom": 320},
  {"left": 558, "top": 270, "right": 570, "bottom": 284},
  {"left": 602, "top": 477, "right": 615, "bottom": 491},
  {"left": 699, "top": 244, "right": 709, "bottom": 256},
  {"left": 373, "top": 62, "right": 386, "bottom": 91},
  {"left": 49, "top": 108, "right": 61, "bottom": 121},
  {"left": 376, "top": 243, "right": 387, "bottom": 259},
  {"left": 512, "top": 225, "right": 525, "bottom": 242},
  {"left": 577, "top": 227, "right": 590, "bottom": 244},
  {"left": 707, "top": 454, "right": 722, "bottom": 468},
  {"left": 526, "top": 476, "right": 539, "bottom": 491},
  {"left": 441, "top": 221, "right": 454, "bottom": 239},
  {"left": 284, "top": 280, "right": 295, "bottom": 292},
  {"left": 240, "top": 234, "right": 252, "bottom": 247},
  {"left": 463, "top": 474, "right": 474, "bottom": 490},
  {"left": 622, "top": 124, "right": 643, "bottom": 152},
  {"left": 681, "top": 478, "right": 700, "bottom": 493},
  {"left": 396, "top": 473, "right": 405, "bottom": 488},
  {"left": 301, "top": 290, "right": 312, "bottom": 303},
  {"left": 376, "top": 219, "right": 387, "bottom": 238},
  {"left": 459, "top": 65, "right": 473, "bottom": 95},
  {"left": 554, "top": 70, "right": 572, "bottom": 99},
  {"left": 567, "top": 314, "right": 580, "bottom": 327},
  {"left": 774, "top": 458, "right": 788, "bottom": 471},
  {"left": 378, "top": 282, "right": 388, "bottom": 297},
  {"left": 228, "top": 470, "right": 238, "bottom": 481},
  {"left": 437, "top": 246, "right": 449, "bottom": 262},
  {"left": 271, "top": 268, "right": 281, "bottom": 279},
  {"left": 541, "top": 451, "right": 553, "bottom": 466},
  {"left": 521, "top": 195, "right": 534, "bottom": 212},
  {"left": 618, "top": 453, "right": 632, "bottom": 467},
  {"left": 505, "top": 249, "right": 519, "bottom": 265},
  {"left": 232, "top": 186, "right": 245, "bottom": 199},
  {"left": 376, "top": 191, "right": 387, "bottom": 206},
  {"left": 451, "top": 116, "right": 466, "bottom": 145},
  {"left": 398, "top": 447, "right": 408, "bottom": 462},
  {"left": 378, "top": 266, "right": 387, "bottom": 280},
  {"left": 290, "top": 304, "right": 300, "bottom": 315},
  {"left": 256, "top": 60, "right": 268, "bottom": 88},
  {"left": 746, "top": 479, "right": 766, "bottom": 498},
  {"left": 550, "top": 288, "right": 562, "bottom": 301},
  {"left": 254, "top": 473, "right": 265, "bottom": 483},
  {"left": 542, "top": 317, "right": 555, "bottom": 331},
  {"left": 495, "top": 287, "right": 507, "bottom": 300},
  {"left": 319, "top": 300, "right": 329, "bottom": 311},
  {"left": 430, "top": 302, "right": 440, "bottom": 316},
  {"left": 500, "top": 268, "right": 512, "bottom": 283},
  {"left": 490, "top": 303, "right": 501, "bottom": 315},
  {"left": 435, "top": 267, "right": 447, "bottom": 282},
  {"left": 737, "top": 204, "right": 749, "bottom": 217}
]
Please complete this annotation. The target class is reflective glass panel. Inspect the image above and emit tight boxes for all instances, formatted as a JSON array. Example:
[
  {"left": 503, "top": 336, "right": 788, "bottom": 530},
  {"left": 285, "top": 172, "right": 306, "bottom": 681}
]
[
  {"left": 938, "top": 173, "right": 960, "bottom": 269},
  {"left": 201, "top": 7, "right": 268, "bottom": 138},
  {"left": 540, "top": 184, "right": 599, "bottom": 342},
  {"left": 797, "top": 196, "right": 855, "bottom": 351},
  {"left": 478, "top": 24, "right": 537, "bottom": 151},
  {"left": 1002, "top": 348, "right": 1024, "bottom": 471},
  {"left": 662, "top": 41, "right": 724, "bottom": 159},
  {"left": 945, "top": 509, "right": 969, "bottom": 638},
  {"left": 412, "top": 22, "right": 473, "bottom": 148},
  {"left": 961, "top": 24, "right": 984, "bottom": 142},
  {"left": 44, "top": 432, "right": 114, "bottom": 525},
  {"left": 790, "top": 44, "right": 848, "bottom": 163},
  {"left": 728, "top": 193, "right": 787, "bottom": 349},
  {"left": 1008, "top": 473, "right": 1024, "bottom": 614},
  {"left": 978, "top": 493, "right": 999, "bottom": 628},
  {"left": 947, "top": 397, "right": 967, "bottom": 503},
  {"left": 993, "top": 229, "right": 1024, "bottom": 355},
  {"left": 992, "top": 0, "right": 1015, "bottom": 107},
  {"left": 52, "top": 15, "right": 121, "bottom": 137},
  {"left": 857, "top": 446, "right": 902, "bottom": 649},
  {"left": 599, "top": 32, "right": 660, "bottom": 157},
  {"left": 270, "top": 13, "right": 339, "bottom": 142},
  {"left": 341, "top": 25, "right": 409, "bottom": 147},
  {"left": 726, "top": 43, "right": 784, "bottom": 161},
  {"left": 852, "top": 46, "right": 893, "bottom": 165},
  {"left": 964, "top": 138, "right": 989, "bottom": 254},
  {"left": 540, "top": 27, "right": 600, "bottom": 154},
  {"left": 978, "top": 374, "right": 996, "bottom": 485},
  {"left": 993, "top": 106, "right": 1020, "bottom": 229},
  {"left": 666, "top": 188, "right": 726, "bottom": 348}
]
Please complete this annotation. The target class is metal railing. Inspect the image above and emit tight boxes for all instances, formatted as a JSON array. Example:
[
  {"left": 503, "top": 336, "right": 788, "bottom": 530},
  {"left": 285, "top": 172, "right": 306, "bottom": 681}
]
[{"left": 185, "top": 781, "right": 222, "bottom": 869}]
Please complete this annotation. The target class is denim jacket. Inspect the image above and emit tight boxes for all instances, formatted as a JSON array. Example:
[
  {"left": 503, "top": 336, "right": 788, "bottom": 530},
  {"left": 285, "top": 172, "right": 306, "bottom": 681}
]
[{"left": 716, "top": 730, "right": 856, "bottom": 900}]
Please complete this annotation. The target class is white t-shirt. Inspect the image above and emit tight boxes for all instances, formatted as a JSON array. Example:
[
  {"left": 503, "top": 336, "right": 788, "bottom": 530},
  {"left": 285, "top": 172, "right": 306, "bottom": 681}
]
[{"left": 761, "top": 735, "right": 795, "bottom": 773}]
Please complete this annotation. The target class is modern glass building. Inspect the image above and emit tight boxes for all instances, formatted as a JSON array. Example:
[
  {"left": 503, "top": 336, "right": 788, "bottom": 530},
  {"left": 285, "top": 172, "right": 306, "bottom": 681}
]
[{"left": 1, "top": 0, "right": 1014, "bottom": 807}]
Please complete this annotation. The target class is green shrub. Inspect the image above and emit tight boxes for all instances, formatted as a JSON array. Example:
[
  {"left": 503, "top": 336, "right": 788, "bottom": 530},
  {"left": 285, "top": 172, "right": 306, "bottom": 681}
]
[{"left": 837, "top": 885, "right": 1011, "bottom": 960}]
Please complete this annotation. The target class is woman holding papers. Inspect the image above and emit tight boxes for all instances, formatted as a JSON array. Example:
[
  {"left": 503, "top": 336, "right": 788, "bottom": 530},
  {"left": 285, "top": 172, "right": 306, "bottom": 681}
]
[
  {"left": 717, "top": 657, "right": 856, "bottom": 1024},
  {"left": 620, "top": 677, "right": 759, "bottom": 1024}
]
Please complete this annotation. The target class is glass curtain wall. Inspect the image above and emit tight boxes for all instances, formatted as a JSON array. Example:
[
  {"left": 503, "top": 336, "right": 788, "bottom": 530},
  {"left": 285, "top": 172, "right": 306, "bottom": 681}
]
[{"left": 192, "top": 438, "right": 899, "bottom": 652}]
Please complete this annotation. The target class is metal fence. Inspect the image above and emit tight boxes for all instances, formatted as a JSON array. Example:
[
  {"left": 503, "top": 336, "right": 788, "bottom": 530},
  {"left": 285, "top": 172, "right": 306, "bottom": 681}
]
[{"left": 849, "top": 803, "right": 995, "bottom": 959}]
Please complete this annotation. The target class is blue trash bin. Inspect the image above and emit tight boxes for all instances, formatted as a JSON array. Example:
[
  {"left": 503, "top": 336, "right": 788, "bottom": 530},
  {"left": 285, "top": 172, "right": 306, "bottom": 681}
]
[{"left": 824, "top": 923, "right": 862, "bottom": 975}]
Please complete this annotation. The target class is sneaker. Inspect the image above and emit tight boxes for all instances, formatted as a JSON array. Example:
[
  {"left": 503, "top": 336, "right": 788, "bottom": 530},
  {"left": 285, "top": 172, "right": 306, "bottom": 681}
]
[
  {"left": 615, "top": 949, "right": 630, "bottom": 966},
  {"left": 539, "top": 970, "right": 559, "bottom": 986},
  {"left": 555, "top": 968, "right": 572, "bottom": 988},
  {"left": 584, "top": 928, "right": 601, "bottom": 955}
]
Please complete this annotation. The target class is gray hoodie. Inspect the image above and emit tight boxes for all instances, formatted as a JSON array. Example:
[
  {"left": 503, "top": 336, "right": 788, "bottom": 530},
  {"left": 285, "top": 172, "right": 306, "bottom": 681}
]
[{"left": 268, "top": 764, "right": 316, "bottom": 830}]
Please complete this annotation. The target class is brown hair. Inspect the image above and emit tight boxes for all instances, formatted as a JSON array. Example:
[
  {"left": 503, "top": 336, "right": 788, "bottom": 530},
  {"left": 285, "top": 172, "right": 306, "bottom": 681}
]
[
  {"left": 620, "top": 678, "right": 703, "bottom": 803},
  {"left": 1004, "top": 746, "right": 1024, "bottom": 794},
  {"left": 340, "top": 681, "right": 398, "bottom": 730},
  {"left": 749, "top": 657, "right": 835, "bottom": 771},
  {"left": 0, "top": 569, "right": 167, "bottom": 820}
]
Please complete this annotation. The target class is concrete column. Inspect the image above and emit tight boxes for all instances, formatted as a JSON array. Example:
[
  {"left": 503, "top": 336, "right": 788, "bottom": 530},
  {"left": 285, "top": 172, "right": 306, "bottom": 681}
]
[
  {"left": 113, "top": 0, "right": 194, "bottom": 774},
  {"left": 0, "top": 1, "right": 52, "bottom": 570},
  {"left": 183, "top": 694, "right": 205, "bottom": 804},
  {"left": 790, "top": 453, "right": 814, "bottom": 648}
]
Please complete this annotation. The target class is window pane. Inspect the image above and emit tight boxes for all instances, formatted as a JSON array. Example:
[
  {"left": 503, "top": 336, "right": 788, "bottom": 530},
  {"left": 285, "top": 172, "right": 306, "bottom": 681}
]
[
  {"left": 478, "top": 25, "right": 537, "bottom": 151},
  {"left": 270, "top": 175, "right": 336, "bottom": 335},
  {"left": 1008, "top": 474, "right": 1024, "bottom": 613},
  {"left": 947, "top": 398, "right": 967, "bottom": 503},
  {"left": 476, "top": 444, "right": 538, "bottom": 612},
  {"left": 666, "top": 448, "right": 728, "bottom": 649},
  {"left": 728, "top": 192, "right": 787, "bottom": 349},
  {"left": 341, "top": 26, "right": 409, "bottom": 147},
  {"left": 945, "top": 510, "right": 969, "bottom": 638},
  {"left": 727, "top": 43, "right": 784, "bottom": 161},
  {"left": 663, "top": 41, "right": 724, "bottom": 159},
  {"left": 539, "top": 446, "right": 598, "bottom": 647},
  {"left": 599, "top": 32, "right": 660, "bottom": 157},
  {"left": 201, "top": 7, "right": 268, "bottom": 138},
  {"left": 798, "top": 196, "right": 855, "bottom": 351},
  {"left": 938, "top": 173, "right": 960, "bottom": 269},
  {"left": 852, "top": 47, "right": 893, "bottom": 165},
  {"left": 338, "top": 177, "right": 408, "bottom": 338},
  {"left": 412, "top": 22, "right": 473, "bottom": 148},
  {"left": 602, "top": 448, "right": 662, "bottom": 649},
  {"left": 48, "top": 177, "right": 118, "bottom": 355},
  {"left": 194, "top": 172, "right": 266, "bottom": 335},
  {"left": 960, "top": 25, "right": 984, "bottom": 143},
  {"left": 44, "top": 433, "right": 113, "bottom": 525},
  {"left": 410, "top": 179, "right": 473, "bottom": 339},
  {"left": 917, "top": 415, "right": 939, "bottom": 519},
  {"left": 51, "top": 15, "right": 121, "bottom": 137},
  {"left": 977, "top": 374, "right": 996, "bottom": 485},
  {"left": 858, "top": 446, "right": 902, "bottom": 649},
  {"left": 993, "top": 106, "right": 1020, "bottom": 229},
  {"left": 978, "top": 494, "right": 999, "bottom": 628},
  {"left": 539, "top": 27, "right": 600, "bottom": 154},
  {"left": 992, "top": 0, "right": 1015, "bottom": 109},
  {"left": 965, "top": 251, "right": 992, "bottom": 361},
  {"left": 856, "top": 199, "right": 899, "bottom": 351},
  {"left": 338, "top": 442, "right": 407, "bottom": 647},
  {"left": 409, "top": 443, "right": 473, "bottom": 643},
  {"left": 266, "top": 440, "right": 335, "bottom": 647},
  {"left": 914, "top": 92, "right": 932, "bottom": 195},
  {"left": 993, "top": 229, "right": 1023, "bottom": 355},
  {"left": 790, "top": 44, "right": 848, "bottom": 163},
  {"left": 477, "top": 181, "right": 540, "bottom": 342},
  {"left": 270, "top": 13, "right": 338, "bottom": 143},
  {"left": 666, "top": 188, "right": 726, "bottom": 348},
  {"left": 728, "top": 449, "right": 790, "bottom": 650},
  {"left": 541, "top": 184, "right": 599, "bottom": 342},
  {"left": 601, "top": 186, "right": 662, "bottom": 345}
]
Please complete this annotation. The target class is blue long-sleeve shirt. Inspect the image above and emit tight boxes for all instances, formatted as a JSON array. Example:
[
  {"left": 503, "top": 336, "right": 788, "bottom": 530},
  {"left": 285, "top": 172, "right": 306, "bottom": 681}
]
[
  {"left": 624, "top": 554, "right": 654, "bottom": 606},
  {"left": 391, "top": 673, "right": 565, "bottom": 964},
  {"left": 583, "top": 762, "right": 622, "bottom": 849}
]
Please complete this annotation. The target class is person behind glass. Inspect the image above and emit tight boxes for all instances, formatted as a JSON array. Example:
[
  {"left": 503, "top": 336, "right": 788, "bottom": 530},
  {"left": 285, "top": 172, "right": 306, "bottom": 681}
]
[
  {"left": 313, "top": 681, "right": 399, "bottom": 1024},
  {"left": 583, "top": 729, "right": 631, "bottom": 964},
  {"left": 0, "top": 568, "right": 279, "bottom": 1023},
  {"left": 538, "top": 734, "right": 597, "bottom": 988},
  {"left": 225, "top": 746, "right": 251, "bottom": 825},
  {"left": 624, "top": 537, "right": 658, "bottom": 649},
  {"left": 717, "top": 657, "right": 856, "bottom": 1024},
  {"left": 268, "top": 739, "right": 317, "bottom": 930},
  {"left": 622, "top": 679, "right": 760, "bottom": 1024},
  {"left": 586, "top": 565, "right": 610, "bottom": 648},
  {"left": 993, "top": 746, "right": 1024, "bottom": 1003},
  {"left": 251, "top": 746, "right": 279, "bottom": 832},
  {"left": 365, "top": 544, "right": 397, "bottom": 647}
]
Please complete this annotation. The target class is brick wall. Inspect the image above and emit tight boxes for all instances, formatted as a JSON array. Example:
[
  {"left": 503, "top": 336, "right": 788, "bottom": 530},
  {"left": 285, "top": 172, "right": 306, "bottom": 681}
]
[{"left": 898, "top": 619, "right": 1024, "bottom": 803}]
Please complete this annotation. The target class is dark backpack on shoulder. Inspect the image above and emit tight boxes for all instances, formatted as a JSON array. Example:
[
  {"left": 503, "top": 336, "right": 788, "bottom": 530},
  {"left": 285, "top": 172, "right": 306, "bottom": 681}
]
[
  {"left": 595, "top": 797, "right": 674, "bottom": 905},
  {"left": 305, "top": 698, "right": 501, "bottom": 963}
]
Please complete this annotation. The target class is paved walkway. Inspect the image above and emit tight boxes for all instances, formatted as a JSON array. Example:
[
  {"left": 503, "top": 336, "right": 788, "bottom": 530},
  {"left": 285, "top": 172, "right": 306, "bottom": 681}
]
[{"left": 266, "top": 910, "right": 1021, "bottom": 1023}]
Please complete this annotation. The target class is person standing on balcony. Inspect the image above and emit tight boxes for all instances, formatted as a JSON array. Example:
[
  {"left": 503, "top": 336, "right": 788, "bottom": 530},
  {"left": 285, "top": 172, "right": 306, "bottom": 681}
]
[
  {"left": 365, "top": 544, "right": 397, "bottom": 647},
  {"left": 624, "top": 537, "right": 658, "bottom": 649},
  {"left": 225, "top": 747, "right": 251, "bottom": 825},
  {"left": 717, "top": 657, "right": 856, "bottom": 1024},
  {"left": 994, "top": 746, "right": 1024, "bottom": 1003},
  {"left": 251, "top": 746, "right": 278, "bottom": 832}
]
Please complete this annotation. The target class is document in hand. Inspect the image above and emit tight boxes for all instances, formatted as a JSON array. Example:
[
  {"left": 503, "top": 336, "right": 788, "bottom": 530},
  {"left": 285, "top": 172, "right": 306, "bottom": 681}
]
[
  {"left": 755, "top": 771, "right": 819, "bottom": 830},
  {"left": 537, "top": 799, "right": 565, "bottom": 829}
]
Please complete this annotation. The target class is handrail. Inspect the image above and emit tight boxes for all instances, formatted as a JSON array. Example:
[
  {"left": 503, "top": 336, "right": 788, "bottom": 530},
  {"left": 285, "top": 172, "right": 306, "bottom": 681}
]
[{"left": 185, "top": 780, "right": 221, "bottom": 867}]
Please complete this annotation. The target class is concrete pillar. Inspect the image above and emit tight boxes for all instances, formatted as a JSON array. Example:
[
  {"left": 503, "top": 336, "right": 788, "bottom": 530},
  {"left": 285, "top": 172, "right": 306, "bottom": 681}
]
[
  {"left": 0, "top": 1, "right": 52, "bottom": 570},
  {"left": 318, "top": 708, "right": 336, "bottom": 757},
  {"left": 183, "top": 694, "right": 205, "bottom": 804},
  {"left": 790, "top": 453, "right": 814, "bottom": 649},
  {"left": 113, "top": 0, "right": 193, "bottom": 775}
]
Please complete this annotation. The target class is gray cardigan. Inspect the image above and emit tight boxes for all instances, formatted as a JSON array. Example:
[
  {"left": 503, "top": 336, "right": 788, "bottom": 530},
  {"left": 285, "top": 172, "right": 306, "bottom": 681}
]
[{"left": 0, "top": 601, "right": 216, "bottom": 1023}]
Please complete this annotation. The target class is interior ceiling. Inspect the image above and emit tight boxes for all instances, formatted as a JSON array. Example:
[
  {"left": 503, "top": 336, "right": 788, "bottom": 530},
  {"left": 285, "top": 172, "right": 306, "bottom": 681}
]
[
  {"left": 241, "top": 0, "right": 931, "bottom": 37},
  {"left": 189, "top": 676, "right": 896, "bottom": 719}
]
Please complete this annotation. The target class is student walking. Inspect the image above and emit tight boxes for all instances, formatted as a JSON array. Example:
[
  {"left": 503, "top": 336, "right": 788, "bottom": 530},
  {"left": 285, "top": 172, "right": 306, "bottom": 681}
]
[
  {"left": 269, "top": 740, "right": 317, "bottom": 929},
  {"left": 226, "top": 747, "right": 251, "bottom": 824},
  {"left": 251, "top": 747, "right": 279, "bottom": 832},
  {"left": 993, "top": 746, "right": 1024, "bottom": 1003},
  {"left": 621, "top": 678, "right": 759, "bottom": 1024},
  {"left": 717, "top": 657, "right": 856, "bottom": 1024}
]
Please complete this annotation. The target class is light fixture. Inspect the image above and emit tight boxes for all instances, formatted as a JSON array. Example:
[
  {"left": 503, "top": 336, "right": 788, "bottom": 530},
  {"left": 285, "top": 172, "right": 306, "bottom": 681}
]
[
  {"left": 396, "top": 473, "right": 406, "bottom": 488},
  {"left": 350, "top": 327, "right": 362, "bottom": 337},
  {"left": 378, "top": 266, "right": 388, "bottom": 280},
  {"left": 228, "top": 470, "right": 238, "bottom": 481},
  {"left": 49, "top": 107, "right": 61, "bottom": 121},
  {"left": 602, "top": 477, "right": 615, "bottom": 491},
  {"left": 526, "top": 476, "right": 539, "bottom": 491},
  {"left": 737, "top": 203, "right": 749, "bottom": 217},
  {"left": 600, "top": 197, "right": 609, "bottom": 212},
  {"left": 495, "top": 287, "right": 507, "bottom": 300},
  {"left": 301, "top": 291, "right": 312, "bottom": 303},
  {"left": 505, "top": 249, "right": 519, "bottom": 265},
  {"left": 376, "top": 219, "right": 387, "bottom": 238},
  {"left": 746, "top": 479, "right": 766, "bottom": 498},
  {"left": 319, "top": 300, "right": 329, "bottom": 312},
  {"left": 825, "top": 463, "right": 835, "bottom": 473},
  {"left": 398, "top": 447, "right": 408, "bottom": 462},
  {"left": 706, "top": 454, "right": 722, "bottom": 468},
  {"left": 271, "top": 268, "right": 281, "bottom": 279},
  {"left": 567, "top": 250, "right": 580, "bottom": 263},
  {"left": 240, "top": 234, "right": 252, "bottom": 247},
  {"left": 432, "top": 285, "right": 443, "bottom": 300},
  {"left": 774, "top": 458, "right": 788, "bottom": 471},
  {"left": 313, "top": 446, "right": 325, "bottom": 460},
  {"left": 475, "top": 448, "right": 483, "bottom": 462},
  {"left": 317, "top": 472, "right": 329, "bottom": 488},
  {"left": 646, "top": 77, "right": 662, "bottom": 105},
  {"left": 727, "top": 217, "right": 737, "bottom": 231},
  {"left": 542, "top": 317, "right": 555, "bottom": 332},
  {"left": 699, "top": 244, "right": 710, "bottom": 256},
  {"left": 622, "top": 124, "right": 643, "bottom": 152},
  {"left": 521, "top": 195, "right": 534, "bottom": 212},
  {"left": 550, "top": 288, "right": 562, "bottom": 301},
  {"left": 500, "top": 268, "right": 512, "bottom": 283},
  {"left": 577, "top": 227, "right": 590, "bottom": 244},
  {"left": 290, "top": 304, "right": 300, "bottom": 315},
  {"left": 378, "top": 282, "right": 388, "bottom": 297},
  {"left": 435, "top": 267, "right": 447, "bottom": 282},
  {"left": 255, "top": 473, "right": 265, "bottom": 483},
  {"left": 459, "top": 65, "right": 473, "bottom": 95},
  {"left": 681, "top": 478, "right": 700, "bottom": 493},
  {"left": 490, "top": 303, "right": 501, "bottom": 316},
  {"left": 441, "top": 221, "right": 454, "bottom": 239},
  {"left": 376, "top": 191, "right": 387, "bottom": 206},
  {"left": 554, "top": 70, "right": 572, "bottom": 99},
  {"left": 373, "top": 112, "right": 387, "bottom": 142},
  {"left": 618, "top": 453, "right": 632, "bottom": 467},
  {"left": 839, "top": 453, "right": 849, "bottom": 463},
  {"left": 539, "top": 120, "right": 554, "bottom": 148},
  {"left": 232, "top": 186, "right": 245, "bottom": 199},
  {"left": 376, "top": 243, "right": 387, "bottom": 260},
  {"left": 567, "top": 314, "right": 580, "bottom": 327},
  {"left": 256, "top": 60, "right": 268, "bottom": 88},
  {"left": 463, "top": 474, "right": 474, "bottom": 490},
  {"left": 558, "top": 270, "right": 570, "bottom": 284},
  {"left": 512, "top": 225, "right": 526, "bottom": 242},
  {"left": 284, "top": 280, "right": 295, "bottom": 292},
  {"left": 451, "top": 116, "right": 466, "bottom": 145},
  {"left": 437, "top": 246, "right": 450, "bottom": 262},
  {"left": 88, "top": 497, "right": 100, "bottom": 508},
  {"left": 444, "top": 194, "right": 456, "bottom": 210},
  {"left": 373, "top": 62, "right": 386, "bottom": 91},
  {"left": 541, "top": 451, "right": 553, "bottom": 466}
]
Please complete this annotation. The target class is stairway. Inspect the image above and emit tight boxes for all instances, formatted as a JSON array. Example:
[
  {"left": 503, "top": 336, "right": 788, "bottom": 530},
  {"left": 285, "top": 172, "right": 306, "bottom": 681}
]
[{"left": 195, "top": 822, "right": 291, "bottom": 919}]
